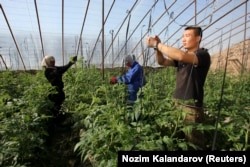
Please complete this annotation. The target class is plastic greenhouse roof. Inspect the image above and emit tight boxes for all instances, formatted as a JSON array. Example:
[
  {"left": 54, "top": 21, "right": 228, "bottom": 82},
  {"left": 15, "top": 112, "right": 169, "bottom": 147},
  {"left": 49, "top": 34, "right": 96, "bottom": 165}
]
[{"left": 0, "top": 0, "right": 249, "bottom": 70}]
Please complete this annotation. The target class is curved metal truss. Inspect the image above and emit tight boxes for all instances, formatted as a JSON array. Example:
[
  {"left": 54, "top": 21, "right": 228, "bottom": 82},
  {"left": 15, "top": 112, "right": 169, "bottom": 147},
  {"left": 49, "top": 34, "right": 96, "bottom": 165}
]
[{"left": 0, "top": 0, "right": 249, "bottom": 71}]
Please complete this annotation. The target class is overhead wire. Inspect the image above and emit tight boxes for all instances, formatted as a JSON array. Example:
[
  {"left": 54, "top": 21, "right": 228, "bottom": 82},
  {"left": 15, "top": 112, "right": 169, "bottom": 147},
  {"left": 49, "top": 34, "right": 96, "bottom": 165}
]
[
  {"left": 146, "top": 0, "right": 195, "bottom": 66},
  {"left": 202, "top": 0, "right": 248, "bottom": 32},
  {"left": 131, "top": 0, "right": 177, "bottom": 60},
  {"left": 105, "top": 0, "right": 159, "bottom": 63},
  {"left": 168, "top": 0, "right": 221, "bottom": 48},
  {"left": 103, "top": 0, "right": 139, "bottom": 65},
  {"left": 113, "top": 0, "right": 160, "bottom": 64},
  {"left": 208, "top": 0, "right": 218, "bottom": 25},
  {"left": 205, "top": 18, "right": 250, "bottom": 52}
]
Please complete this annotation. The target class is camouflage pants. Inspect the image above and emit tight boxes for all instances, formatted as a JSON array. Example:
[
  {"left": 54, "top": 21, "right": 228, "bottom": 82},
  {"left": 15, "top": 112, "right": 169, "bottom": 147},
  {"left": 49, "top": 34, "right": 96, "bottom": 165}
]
[{"left": 177, "top": 103, "right": 205, "bottom": 149}]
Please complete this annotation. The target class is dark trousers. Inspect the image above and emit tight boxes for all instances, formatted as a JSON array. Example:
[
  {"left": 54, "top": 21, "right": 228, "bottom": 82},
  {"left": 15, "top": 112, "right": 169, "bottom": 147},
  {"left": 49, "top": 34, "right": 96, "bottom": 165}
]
[{"left": 48, "top": 90, "right": 65, "bottom": 117}]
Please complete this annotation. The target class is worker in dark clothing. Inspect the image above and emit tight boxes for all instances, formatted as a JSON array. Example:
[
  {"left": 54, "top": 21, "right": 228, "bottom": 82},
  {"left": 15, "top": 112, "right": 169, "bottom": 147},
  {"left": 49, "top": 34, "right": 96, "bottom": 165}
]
[
  {"left": 41, "top": 55, "right": 77, "bottom": 124},
  {"left": 146, "top": 26, "right": 210, "bottom": 149}
]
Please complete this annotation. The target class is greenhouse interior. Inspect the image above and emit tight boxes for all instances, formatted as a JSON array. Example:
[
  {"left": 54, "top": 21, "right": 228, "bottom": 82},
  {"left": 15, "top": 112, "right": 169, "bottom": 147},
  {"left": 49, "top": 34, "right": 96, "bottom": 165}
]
[{"left": 0, "top": 0, "right": 249, "bottom": 166}]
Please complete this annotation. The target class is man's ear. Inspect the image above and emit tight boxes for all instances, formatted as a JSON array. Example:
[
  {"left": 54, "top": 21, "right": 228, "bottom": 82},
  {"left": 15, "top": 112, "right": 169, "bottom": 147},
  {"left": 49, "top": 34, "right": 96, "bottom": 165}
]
[{"left": 197, "top": 36, "right": 202, "bottom": 43}]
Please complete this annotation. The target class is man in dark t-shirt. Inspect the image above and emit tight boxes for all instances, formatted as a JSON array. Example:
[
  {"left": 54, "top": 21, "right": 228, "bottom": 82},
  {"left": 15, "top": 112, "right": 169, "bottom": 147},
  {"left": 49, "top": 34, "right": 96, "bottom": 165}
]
[
  {"left": 146, "top": 26, "right": 211, "bottom": 149},
  {"left": 174, "top": 48, "right": 210, "bottom": 107}
]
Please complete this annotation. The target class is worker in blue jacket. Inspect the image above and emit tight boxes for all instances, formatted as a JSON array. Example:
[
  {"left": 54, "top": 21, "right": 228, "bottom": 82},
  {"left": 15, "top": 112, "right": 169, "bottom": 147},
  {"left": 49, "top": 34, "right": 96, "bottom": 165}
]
[{"left": 110, "top": 55, "right": 145, "bottom": 106}]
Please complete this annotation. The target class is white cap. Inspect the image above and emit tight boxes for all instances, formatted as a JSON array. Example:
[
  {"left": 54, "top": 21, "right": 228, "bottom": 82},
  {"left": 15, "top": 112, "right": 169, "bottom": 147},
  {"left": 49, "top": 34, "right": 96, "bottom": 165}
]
[
  {"left": 41, "top": 55, "right": 55, "bottom": 67},
  {"left": 125, "top": 54, "right": 135, "bottom": 64}
]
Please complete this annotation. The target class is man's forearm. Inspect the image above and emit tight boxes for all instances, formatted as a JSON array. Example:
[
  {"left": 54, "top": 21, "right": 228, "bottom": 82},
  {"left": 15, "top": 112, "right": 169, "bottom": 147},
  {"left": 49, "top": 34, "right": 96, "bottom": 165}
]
[
  {"left": 157, "top": 42, "right": 198, "bottom": 65},
  {"left": 155, "top": 45, "right": 175, "bottom": 66},
  {"left": 155, "top": 50, "right": 165, "bottom": 65}
]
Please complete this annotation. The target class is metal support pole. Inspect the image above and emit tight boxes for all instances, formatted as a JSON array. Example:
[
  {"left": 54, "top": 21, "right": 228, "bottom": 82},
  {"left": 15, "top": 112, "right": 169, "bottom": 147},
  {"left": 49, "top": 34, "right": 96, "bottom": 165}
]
[
  {"left": 62, "top": 0, "right": 64, "bottom": 65},
  {"left": 0, "top": 4, "right": 26, "bottom": 70},
  {"left": 34, "top": 0, "right": 45, "bottom": 59},
  {"left": 110, "top": 30, "right": 114, "bottom": 68},
  {"left": 101, "top": 0, "right": 105, "bottom": 80}
]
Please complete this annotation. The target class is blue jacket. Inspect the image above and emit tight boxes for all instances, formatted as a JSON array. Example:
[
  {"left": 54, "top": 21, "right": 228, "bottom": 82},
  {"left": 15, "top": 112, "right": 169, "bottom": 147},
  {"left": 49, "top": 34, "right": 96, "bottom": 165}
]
[{"left": 117, "top": 61, "right": 145, "bottom": 91}]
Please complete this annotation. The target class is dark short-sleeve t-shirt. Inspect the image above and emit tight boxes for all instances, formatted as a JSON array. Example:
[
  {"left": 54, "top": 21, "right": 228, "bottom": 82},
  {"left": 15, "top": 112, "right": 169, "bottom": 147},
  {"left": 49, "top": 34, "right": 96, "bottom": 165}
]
[{"left": 173, "top": 48, "right": 211, "bottom": 107}]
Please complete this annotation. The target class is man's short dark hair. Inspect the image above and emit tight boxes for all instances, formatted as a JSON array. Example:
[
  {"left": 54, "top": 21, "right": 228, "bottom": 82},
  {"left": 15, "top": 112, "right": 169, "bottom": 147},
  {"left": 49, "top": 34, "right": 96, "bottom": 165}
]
[{"left": 185, "top": 26, "right": 203, "bottom": 38}]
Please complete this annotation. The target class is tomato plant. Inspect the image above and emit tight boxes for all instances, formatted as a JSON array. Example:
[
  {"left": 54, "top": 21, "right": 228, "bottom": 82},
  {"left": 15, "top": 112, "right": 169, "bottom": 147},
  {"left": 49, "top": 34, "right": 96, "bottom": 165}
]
[{"left": 0, "top": 67, "right": 249, "bottom": 167}]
